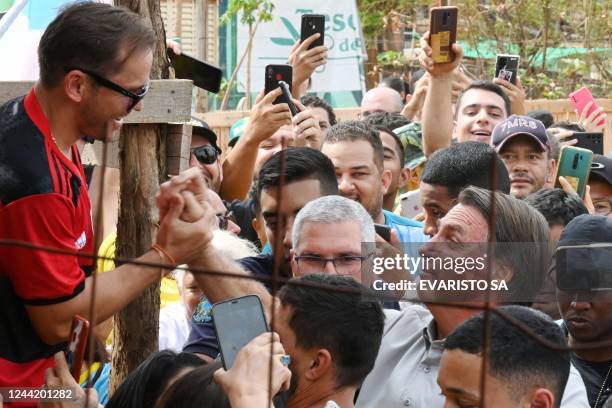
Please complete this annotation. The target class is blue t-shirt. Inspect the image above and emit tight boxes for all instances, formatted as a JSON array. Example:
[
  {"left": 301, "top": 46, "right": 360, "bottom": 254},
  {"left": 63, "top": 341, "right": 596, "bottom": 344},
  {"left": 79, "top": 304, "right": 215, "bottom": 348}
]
[{"left": 383, "top": 209, "right": 428, "bottom": 244}]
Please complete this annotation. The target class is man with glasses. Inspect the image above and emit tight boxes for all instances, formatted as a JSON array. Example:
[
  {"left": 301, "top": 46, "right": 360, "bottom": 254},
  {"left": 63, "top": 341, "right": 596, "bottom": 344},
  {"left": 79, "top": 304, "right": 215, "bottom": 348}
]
[
  {"left": 0, "top": 3, "right": 211, "bottom": 393},
  {"left": 589, "top": 155, "right": 612, "bottom": 218},
  {"left": 291, "top": 195, "right": 375, "bottom": 282}
]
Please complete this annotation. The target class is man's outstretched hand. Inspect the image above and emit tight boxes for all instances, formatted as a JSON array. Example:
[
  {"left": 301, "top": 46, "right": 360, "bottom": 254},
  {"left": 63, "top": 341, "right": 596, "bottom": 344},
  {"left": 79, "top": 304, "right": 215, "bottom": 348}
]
[{"left": 155, "top": 168, "right": 217, "bottom": 265}]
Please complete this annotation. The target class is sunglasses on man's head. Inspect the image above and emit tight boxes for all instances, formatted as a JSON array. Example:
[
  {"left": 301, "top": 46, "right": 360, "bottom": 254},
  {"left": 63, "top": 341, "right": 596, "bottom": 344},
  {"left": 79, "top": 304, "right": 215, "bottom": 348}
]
[
  {"left": 64, "top": 66, "right": 150, "bottom": 113},
  {"left": 191, "top": 145, "right": 221, "bottom": 165}
]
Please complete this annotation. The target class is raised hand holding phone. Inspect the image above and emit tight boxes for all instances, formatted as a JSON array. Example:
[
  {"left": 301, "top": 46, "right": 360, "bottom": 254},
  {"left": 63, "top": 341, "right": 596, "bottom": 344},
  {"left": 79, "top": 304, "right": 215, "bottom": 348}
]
[
  {"left": 212, "top": 295, "right": 269, "bottom": 370},
  {"left": 570, "top": 87, "right": 606, "bottom": 128},
  {"left": 214, "top": 332, "right": 291, "bottom": 407},
  {"left": 419, "top": 31, "right": 463, "bottom": 77},
  {"left": 292, "top": 99, "right": 323, "bottom": 150}
]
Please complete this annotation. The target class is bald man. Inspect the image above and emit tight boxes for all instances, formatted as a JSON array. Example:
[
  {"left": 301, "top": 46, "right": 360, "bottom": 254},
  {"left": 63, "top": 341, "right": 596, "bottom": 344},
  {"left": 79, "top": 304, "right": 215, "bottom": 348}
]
[{"left": 361, "top": 87, "right": 404, "bottom": 117}]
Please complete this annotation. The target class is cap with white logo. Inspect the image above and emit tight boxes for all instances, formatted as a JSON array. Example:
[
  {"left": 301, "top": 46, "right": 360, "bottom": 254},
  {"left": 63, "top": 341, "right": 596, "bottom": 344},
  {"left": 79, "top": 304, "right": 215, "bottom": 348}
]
[{"left": 491, "top": 115, "right": 550, "bottom": 153}]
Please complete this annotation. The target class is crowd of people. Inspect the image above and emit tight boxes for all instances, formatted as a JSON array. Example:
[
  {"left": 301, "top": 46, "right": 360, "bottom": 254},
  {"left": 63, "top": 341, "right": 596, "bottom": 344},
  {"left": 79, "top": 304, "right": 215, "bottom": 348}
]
[{"left": 0, "top": 2, "right": 611, "bottom": 408}]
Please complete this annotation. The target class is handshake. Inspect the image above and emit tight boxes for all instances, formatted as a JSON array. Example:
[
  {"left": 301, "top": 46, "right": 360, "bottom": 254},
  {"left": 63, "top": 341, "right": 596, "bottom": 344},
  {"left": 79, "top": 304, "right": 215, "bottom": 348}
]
[{"left": 154, "top": 168, "right": 220, "bottom": 267}]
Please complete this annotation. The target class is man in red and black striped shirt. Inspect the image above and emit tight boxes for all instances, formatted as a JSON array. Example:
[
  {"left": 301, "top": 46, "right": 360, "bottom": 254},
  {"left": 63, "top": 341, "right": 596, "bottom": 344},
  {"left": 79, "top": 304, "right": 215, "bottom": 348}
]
[{"left": 0, "top": 2, "right": 210, "bottom": 399}]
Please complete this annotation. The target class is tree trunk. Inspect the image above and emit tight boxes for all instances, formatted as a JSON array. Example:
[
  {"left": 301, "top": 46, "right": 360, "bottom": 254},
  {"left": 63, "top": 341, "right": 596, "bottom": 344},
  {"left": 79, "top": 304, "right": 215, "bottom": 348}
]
[
  {"left": 109, "top": 0, "right": 169, "bottom": 393},
  {"left": 541, "top": 0, "right": 549, "bottom": 71}
]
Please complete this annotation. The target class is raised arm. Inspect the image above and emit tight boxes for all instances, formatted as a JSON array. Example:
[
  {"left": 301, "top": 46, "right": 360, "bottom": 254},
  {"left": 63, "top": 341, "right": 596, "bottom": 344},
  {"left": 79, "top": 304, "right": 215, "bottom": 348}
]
[
  {"left": 25, "top": 171, "right": 212, "bottom": 345},
  {"left": 419, "top": 31, "right": 463, "bottom": 157},
  {"left": 219, "top": 89, "right": 292, "bottom": 200}
]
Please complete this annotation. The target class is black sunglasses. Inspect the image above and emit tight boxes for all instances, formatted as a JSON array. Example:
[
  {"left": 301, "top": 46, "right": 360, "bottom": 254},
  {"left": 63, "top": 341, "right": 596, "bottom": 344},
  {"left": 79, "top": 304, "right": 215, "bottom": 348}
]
[
  {"left": 64, "top": 66, "right": 150, "bottom": 112},
  {"left": 191, "top": 145, "right": 221, "bottom": 165}
]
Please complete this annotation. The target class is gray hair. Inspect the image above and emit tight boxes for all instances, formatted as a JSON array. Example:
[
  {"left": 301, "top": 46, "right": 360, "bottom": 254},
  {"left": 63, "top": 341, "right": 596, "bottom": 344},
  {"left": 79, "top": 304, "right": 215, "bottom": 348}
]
[
  {"left": 292, "top": 195, "right": 375, "bottom": 250},
  {"left": 172, "top": 229, "right": 259, "bottom": 290}
]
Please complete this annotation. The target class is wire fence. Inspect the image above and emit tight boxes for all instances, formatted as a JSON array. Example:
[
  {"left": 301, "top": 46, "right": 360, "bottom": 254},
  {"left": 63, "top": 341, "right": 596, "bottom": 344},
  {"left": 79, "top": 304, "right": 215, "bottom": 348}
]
[{"left": 2, "top": 124, "right": 604, "bottom": 408}]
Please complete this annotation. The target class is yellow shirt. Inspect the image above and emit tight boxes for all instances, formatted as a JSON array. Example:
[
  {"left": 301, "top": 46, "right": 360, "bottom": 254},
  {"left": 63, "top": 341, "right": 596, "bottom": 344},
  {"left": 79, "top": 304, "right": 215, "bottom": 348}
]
[{"left": 97, "top": 231, "right": 180, "bottom": 309}]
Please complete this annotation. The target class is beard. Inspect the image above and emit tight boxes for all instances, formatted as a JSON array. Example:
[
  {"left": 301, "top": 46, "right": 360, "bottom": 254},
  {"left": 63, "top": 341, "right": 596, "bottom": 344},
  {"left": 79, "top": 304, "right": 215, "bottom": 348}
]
[{"left": 362, "top": 190, "right": 384, "bottom": 220}]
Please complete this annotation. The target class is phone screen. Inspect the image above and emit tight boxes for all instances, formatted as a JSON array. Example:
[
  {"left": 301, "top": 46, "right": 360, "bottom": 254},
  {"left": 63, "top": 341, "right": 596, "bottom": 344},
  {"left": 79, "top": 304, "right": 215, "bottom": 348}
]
[
  {"left": 65, "top": 316, "right": 89, "bottom": 380},
  {"left": 495, "top": 54, "right": 520, "bottom": 84},
  {"left": 301, "top": 14, "right": 325, "bottom": 49},
  {"left": 374, "top": 224, "right": 392, "bottom": 242},
  {"left": 554, "top": 146, "right": 593, "bottom": 197},
  {"left": 429, "top": 7, "right": 458, "bottom": 63},
  {"left": 573, "top": 132, "right": 604, "bottom": 155},
  {"left": 168, "top": 50, "right": 223, "bottom": 93},
  {"left": 569, "top": 87, "right": 605, "bottom": 127},
  {"left": 265, "top": 64, "right": 293, "bottom": 104},
  {"left": 212, "top": 295, "right": 269, "bottom": 369}
]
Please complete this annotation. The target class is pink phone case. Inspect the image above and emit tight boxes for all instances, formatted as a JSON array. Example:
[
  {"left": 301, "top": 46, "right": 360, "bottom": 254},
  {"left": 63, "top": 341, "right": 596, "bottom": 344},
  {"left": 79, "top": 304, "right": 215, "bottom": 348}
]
[{"left": 569, "top": 87, "right": 605, "bottom": 126}]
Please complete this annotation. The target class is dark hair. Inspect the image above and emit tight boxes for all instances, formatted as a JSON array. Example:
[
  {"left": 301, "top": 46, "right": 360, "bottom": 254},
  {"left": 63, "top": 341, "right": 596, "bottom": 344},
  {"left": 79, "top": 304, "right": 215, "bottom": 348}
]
[
  {"left": 527, "top": 110, "right": 555, "bottom": 128},
  {"left": 408, "top": 69, "right": 426, "bottom": 95},
  {"left": 362, "top": 111, "right": 410, "bottom": 131},
  {"left": 458, "top": 186, "right": 552, "bottom": 304},
  {"left": 278, "top": 274, "right": 384, "bottom": 389},
  {"left": 525, "top": 188, "right": 589, "bottom": 227},
  {"left": 373, "top": 126, "right": 405, "bottom": 168},
  {"left": 455, "top": 80, "right": 512, "bottom": 118},
  {"left": 380, "top": 76, "right": 406, "bottom": 95},
  {"left": 324, "top": 121, "right": 385, "bottom": 171},
  {"left": 155, "top": 362, "right": 229, "bottom": 408},
  {"left": 105, "top": 350, "right": 204, "bottom": 408},
  {"left": 550, "top": 121, "right": 585, "bottom": 133},
  {"left": 156, "top": 361, "right": 287, "bottom": 408},
  {"left": 38, "top": 2, "right": 156, "bottom": 87},
  {"left": 445, "top": 306, "right": 570, "bottom": 407},
  {"left": 301, "top": 95, "right": 337, "bottom": 126},
  {"left": 363, "top": 112, "right": 410, "bottom": 168},
  {"left": 421, "top": 141, "right": 511, "bottom": 198},
  {"left": 254, "top": 147, "right": 339, "bottom": 213}
]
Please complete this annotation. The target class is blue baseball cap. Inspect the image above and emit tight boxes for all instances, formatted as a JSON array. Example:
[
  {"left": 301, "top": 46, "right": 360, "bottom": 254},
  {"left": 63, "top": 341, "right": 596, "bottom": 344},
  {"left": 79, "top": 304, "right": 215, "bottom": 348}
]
[
  {"left": 229, "top": 117, "right": 249, "bottom": 147},
  {"left": 491, "top": 115, "right": 550, "bottom": 153}
]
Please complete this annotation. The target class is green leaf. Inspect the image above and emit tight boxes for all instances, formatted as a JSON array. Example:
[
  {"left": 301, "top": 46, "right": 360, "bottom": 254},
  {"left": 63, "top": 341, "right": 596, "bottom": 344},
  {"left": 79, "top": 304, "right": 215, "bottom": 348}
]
[
  {"left": 270, "top": 37, "right": 296, "bottom": 46},
  {"left": 280, "top": 17, "right": 300, "bottom": 41}
]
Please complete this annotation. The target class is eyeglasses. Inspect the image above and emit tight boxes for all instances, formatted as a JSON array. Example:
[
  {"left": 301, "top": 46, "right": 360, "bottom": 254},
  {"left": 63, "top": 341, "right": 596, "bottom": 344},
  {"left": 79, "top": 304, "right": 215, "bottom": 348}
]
[
  {"left": 191, "top": 145, "right": 221, "bottom": 165},
  {"left": 216, "top": 210, "right": 236, "bottom": 231},
  {"left": 593, "top": 199, "right": 612, "bottom": 216},
  {"left": 294, "top": 254, "right": 372, "bottom": 275},
  {"left": 64, "top": 66, "right": 150, "bottom": 112}
]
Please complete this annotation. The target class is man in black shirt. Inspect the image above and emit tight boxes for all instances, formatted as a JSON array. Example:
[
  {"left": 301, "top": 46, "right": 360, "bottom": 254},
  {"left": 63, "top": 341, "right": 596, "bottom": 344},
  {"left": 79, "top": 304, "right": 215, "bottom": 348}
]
[{"left": 557, "top": 215, "right": 612, "bottom": 407}]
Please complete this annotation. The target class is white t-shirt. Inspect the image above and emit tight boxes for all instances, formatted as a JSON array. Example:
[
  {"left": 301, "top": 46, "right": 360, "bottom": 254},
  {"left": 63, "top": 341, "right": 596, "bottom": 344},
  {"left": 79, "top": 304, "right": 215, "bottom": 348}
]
[{"left": 159, "top": 303, "right": 190, "bottom": 352}]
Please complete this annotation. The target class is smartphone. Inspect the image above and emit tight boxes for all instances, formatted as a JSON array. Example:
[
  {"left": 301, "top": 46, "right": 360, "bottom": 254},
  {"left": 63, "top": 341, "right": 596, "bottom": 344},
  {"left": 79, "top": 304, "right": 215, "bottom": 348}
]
[
  {"left": 265, "top": 64, "right": 293, "bottom": 105},
  {"left": 573, "top": 132, "right": 604, "bottom": 155},
  {"left": 400, "top": 190, "right": 423, "bottom": 219},
  {"left": 569, "top": 87, "right": 605, "bottom": 127},
  {"left": 65, "top": 315, "right": 89, "bottom": 381},
  {"left": 301, "top": 14, "right": 325, "bottom": 50},
  {"left": 212, "top": 295, "right": 269, "bottom": 370},
  {"left": 495, "top": 54, "right": 520, "bottom": 85},
  {"left": 554, "top": 146, "right": 593, "bottom": 197},
  {"left": 168, "top": 49, "right": 223, "bottom": 93},
  {"left": 429, "top": 6, "right": 458, "bottom": 64},
  {"left": 278, "top": 81, "right": 300, "bottom": 116},
  {"left": 374, "top": 224, "right": 392, "bottom": 242}
]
